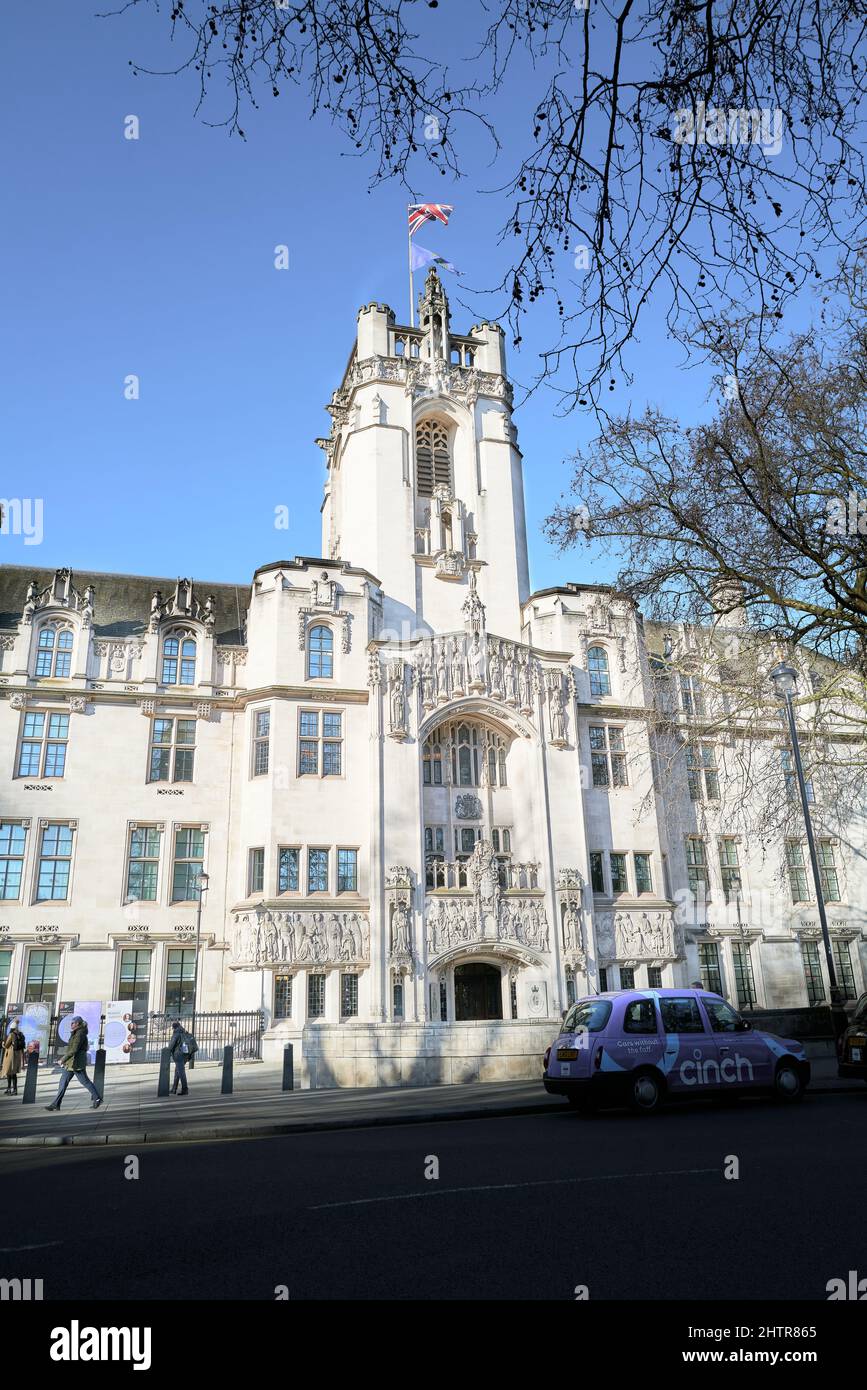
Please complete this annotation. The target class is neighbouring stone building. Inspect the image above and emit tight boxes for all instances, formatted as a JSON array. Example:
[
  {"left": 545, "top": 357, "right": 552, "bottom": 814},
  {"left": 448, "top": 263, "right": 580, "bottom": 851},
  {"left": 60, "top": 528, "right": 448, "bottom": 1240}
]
[{"left": 0, "top": 269, "right": 864, "bottom": 1084}]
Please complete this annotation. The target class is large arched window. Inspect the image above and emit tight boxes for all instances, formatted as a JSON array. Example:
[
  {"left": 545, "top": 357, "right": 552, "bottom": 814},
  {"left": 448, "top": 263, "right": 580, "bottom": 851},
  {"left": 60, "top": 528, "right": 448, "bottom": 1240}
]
[
  {"left": 416, "top": 419, "right": 451, "bottom": 497},
  {"left": 423, "top": 721, "right": 511, "bottom": 790},
  {"left": 452, "top": 723, "right": 481, "bottom": 786},
  {"left": 307, "top": 624, "right": 333, "bottom": 680},
  {"left": 587, "top": 646, "right": 611, "bottom": 697},
  {"left": 35, "top": 623, "right": 74, "bottom": 678},
  {"left": 161, "top": 631, "right": 197, "bottom": 686}
]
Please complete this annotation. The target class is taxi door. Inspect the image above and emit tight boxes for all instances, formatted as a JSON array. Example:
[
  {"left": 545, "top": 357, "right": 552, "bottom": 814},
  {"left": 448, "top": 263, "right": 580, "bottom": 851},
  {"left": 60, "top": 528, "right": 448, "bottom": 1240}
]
[{"left": 658, "top": 995, "right": 720, "bottom": 1094}]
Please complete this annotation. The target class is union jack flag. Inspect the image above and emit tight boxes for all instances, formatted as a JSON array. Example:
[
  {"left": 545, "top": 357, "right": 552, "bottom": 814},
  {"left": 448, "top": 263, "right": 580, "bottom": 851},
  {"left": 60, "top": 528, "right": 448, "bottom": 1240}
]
[{"left": 408, "top": 203, "right": 453, "bottom": 236}]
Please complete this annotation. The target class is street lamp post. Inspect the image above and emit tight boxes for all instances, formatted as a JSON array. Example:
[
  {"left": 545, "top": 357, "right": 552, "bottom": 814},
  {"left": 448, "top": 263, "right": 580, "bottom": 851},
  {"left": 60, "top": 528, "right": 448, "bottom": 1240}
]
[
  {"left": 189, "top": 870, "right": 210, "bottom": 1057},
  {"left": 769, "top": 662, "right": 845, "bottom": 1034},
  {"left": 732, "top": 880, "right": 755, "bottom": 1010}
]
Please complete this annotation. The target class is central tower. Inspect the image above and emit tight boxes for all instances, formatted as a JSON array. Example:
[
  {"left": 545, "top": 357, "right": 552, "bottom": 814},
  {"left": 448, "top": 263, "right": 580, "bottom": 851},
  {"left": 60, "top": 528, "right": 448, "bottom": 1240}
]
[{"left": 317, "top": 268, "right": 530, "bottom": 640}]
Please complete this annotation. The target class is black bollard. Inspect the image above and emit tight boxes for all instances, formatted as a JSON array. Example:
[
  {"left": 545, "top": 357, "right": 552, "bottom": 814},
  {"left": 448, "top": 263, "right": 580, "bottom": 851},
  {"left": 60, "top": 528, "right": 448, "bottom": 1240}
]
[
  {"left": 282, "top": 1043, "right": 294, "bottom": 1093},
  {"left": 157, "top": 1047, "right": 171, "bottom": 1097},
  {"left": 22, "top": 1051, "right": 39, "bottom": 1105},
  {"left": 221, "top": 1044, "right": 233, "bottom": 1094},
  {"left": 93, "top": 1048, "right": 106, "bottom": 1101}
]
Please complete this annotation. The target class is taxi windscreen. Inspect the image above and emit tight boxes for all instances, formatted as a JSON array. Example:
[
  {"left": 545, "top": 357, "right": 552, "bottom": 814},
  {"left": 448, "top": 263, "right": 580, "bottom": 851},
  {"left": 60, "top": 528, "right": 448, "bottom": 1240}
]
[{"left": 563, "top": 999, "right": 612, "bottom": 1034}]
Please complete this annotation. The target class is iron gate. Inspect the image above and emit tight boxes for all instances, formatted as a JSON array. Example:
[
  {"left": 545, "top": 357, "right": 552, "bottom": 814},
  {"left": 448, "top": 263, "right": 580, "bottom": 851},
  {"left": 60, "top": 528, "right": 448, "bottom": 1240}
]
[{"left": 136, "top": 1011, "right": 264, "bottom": 1062}]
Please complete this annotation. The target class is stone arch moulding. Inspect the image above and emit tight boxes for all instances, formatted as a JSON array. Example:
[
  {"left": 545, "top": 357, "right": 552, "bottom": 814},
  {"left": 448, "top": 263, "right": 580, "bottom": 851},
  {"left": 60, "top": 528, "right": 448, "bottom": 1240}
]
[
  {"left": 419, "top": 696, "right": 536, "bottom": 744},
  {"left": 427, "top": 942, "right": 544, "bottom": 972},
  {"left": 410, "top": 394, "right": 472, "bottom": 433}
]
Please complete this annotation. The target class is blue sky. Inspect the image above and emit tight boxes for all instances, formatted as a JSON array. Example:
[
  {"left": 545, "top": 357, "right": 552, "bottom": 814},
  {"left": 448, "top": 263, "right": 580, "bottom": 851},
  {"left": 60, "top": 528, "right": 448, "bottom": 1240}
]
[{"left": 0, "top": 2, "right": 828, "bottom": 594}]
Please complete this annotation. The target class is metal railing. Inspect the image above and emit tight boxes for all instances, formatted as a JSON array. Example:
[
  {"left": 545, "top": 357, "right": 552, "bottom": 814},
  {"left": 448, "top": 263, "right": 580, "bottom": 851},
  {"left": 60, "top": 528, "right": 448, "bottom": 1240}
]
[{"left": 133, "top": 1010, "right": 264, "bottom": 1063}]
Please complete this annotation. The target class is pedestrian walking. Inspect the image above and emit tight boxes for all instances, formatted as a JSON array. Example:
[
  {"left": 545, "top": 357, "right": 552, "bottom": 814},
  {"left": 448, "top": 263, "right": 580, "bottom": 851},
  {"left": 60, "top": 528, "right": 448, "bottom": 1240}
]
[
  {"left": 168, "top": 1018, "right": 198, "bottom": 1095},
  {"left": 2, "top": 1020, "right": 26, "bottom": 1095},
  {"left": 45, "top": 1016, "right": 102, "bottom": 1111}
]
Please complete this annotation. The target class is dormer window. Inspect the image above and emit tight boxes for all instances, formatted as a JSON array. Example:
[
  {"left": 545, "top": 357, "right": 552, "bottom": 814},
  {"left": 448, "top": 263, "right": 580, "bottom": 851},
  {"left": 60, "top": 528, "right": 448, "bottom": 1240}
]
[
  {"left": 587, "top": 645, "right": 611, "bottom": 697},
  {"left": 35, "top": 623, "right": 74, "bottom": 678},
  {"left": 161, "top": 631, "right": 197, "bottom": 686},
  {"left": 307, "top": 624, "right": 333, "bottom": 680},
  {"left": 416, "top": 419, "right": 451, "bottom": 498}
]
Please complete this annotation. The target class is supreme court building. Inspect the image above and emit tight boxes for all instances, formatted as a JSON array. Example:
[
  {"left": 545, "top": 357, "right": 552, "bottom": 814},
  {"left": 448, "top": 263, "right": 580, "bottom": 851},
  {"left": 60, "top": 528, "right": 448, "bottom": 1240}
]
[{"left": 1, "top": 269, "right": 864, "bottom": 1083}]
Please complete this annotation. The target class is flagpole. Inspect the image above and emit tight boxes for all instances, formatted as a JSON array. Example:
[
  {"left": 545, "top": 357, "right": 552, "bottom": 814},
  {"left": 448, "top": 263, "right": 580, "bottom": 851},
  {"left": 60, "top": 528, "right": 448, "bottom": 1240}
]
[{"left": 408, "top": 212, "right": 414, "bottom": 327}]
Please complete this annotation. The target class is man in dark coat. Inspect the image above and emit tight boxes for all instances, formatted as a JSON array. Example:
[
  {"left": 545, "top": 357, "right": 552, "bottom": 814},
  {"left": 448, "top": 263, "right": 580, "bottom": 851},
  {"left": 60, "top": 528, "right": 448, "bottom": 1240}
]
[
  {"left": 168, "top": 1019, "right": 195, "bottom": 1095},
  {"left": 45, "top": 1017, "right": 101, "bottom": 1110}
]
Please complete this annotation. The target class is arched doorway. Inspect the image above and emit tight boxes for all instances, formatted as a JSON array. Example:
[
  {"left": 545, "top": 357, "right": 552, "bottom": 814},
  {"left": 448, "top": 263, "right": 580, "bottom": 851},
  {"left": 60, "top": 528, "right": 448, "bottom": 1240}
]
[{"left": 454, "top": 962, "right": 502, "bottom": 1021}]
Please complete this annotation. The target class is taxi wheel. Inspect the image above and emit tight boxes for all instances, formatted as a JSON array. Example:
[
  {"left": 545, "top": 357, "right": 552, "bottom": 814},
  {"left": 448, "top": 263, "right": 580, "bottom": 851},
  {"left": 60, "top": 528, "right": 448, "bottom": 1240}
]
[
  {"left": 773, "top": 1061, "right": 804, "bottom": 1102},
  {"left": 627, "top": 1069, "right": 663, "bottom": 1114}
]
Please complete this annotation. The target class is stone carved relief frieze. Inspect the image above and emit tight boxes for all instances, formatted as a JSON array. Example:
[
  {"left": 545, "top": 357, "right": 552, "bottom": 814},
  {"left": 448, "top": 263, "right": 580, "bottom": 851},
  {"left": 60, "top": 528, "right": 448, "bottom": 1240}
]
[
  {"left": 595, "top": 910, "right": 678, "bottom": 961},
  {"left": 426, "top": 895, "right": 549, "bottom": 957},
  {"left": 231, "top": 910, "right": 369, "bottom": 968},
  {"left": 413, "top": 632, "right": 540, "bottom": 720},
  {"left": 93, "top": 640, "right": 145, "bottom": 681}
]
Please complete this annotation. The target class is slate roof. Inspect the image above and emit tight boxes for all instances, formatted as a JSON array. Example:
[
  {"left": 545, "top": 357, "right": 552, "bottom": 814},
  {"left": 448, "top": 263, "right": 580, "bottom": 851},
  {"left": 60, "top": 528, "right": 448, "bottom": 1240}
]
[{"left": 0, "top": 564, "right": 249, "bottom": 645}]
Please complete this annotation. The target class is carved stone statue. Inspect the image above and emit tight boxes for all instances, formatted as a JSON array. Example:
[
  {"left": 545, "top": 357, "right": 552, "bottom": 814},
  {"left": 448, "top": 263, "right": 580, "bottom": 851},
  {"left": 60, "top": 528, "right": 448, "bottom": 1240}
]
[
  {"left": 22, "top": 579, "right": 39, "bottom": 624},
  {"left": 450, "top": 638, "right": 464, "bottom": 693},
  {"left": 563, "top": 907, "right": 581, "bottom": 952},
  {"left": 468, "top": 634, "right": 484, "bottom": 688},
  {"left": 388, "top": 661, "right": 406, "bottom": 734},
  {"left": 504, "top": 653, "right": 517, "bottom": 703},
  {"left": 461, "top": 568, "right": 486, "bottom": 634},
  {"left": 469, "top": 839, "right": 500, "bottom": 927},
  {"left": 420, "top": 649, "right": 434, "bottom": 707},
  {"left": 149, "top": 591, "right": 163, "bottom": 631},
  {"left": 488, "top": 644, "right": 502, "bottom": 693},
  {"left": 435, "top": 645, "right": 448, "bottom": 700},
  {"left": 548, "top": 672, "right": 567, "bottom": 743},
  {"left": 392, "top": 904, "right": 411, "bottom": 955},
  {"left": 519, "top": 660, "right": 533, "bottom": 710}
]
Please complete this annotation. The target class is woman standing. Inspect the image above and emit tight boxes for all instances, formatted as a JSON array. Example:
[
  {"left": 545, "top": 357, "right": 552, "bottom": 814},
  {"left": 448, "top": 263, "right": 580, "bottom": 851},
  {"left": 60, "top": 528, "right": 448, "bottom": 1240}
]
[{"left": 2, "top": 1021, "right": 26, "bottom": 1095}]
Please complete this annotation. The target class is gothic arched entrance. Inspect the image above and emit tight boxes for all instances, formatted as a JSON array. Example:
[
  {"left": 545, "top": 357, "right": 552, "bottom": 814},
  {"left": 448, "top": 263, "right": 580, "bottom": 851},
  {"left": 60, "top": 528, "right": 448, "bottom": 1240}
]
[{"left": 454, "top": 962, "right": 502, "bottom": 1021}]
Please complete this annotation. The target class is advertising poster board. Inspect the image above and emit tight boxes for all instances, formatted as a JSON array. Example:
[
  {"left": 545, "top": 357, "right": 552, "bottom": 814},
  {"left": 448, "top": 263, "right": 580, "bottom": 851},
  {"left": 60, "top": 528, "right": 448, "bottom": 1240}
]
[{"left": 104, "top": 1000, "right": 136, "bottom": 1063}]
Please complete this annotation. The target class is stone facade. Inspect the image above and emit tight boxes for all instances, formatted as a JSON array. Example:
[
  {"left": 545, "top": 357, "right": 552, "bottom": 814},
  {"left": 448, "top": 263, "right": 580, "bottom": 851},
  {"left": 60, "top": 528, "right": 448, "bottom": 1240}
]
[{"left": 0, "top": 269, "right": 864, "bottom": 1083}]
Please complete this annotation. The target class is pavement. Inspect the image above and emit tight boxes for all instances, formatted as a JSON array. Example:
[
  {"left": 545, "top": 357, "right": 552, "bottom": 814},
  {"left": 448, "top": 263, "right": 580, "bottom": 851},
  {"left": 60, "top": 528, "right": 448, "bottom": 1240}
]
[{"left": 0, "top": 1055, "right": 861, "bottom": 1147}]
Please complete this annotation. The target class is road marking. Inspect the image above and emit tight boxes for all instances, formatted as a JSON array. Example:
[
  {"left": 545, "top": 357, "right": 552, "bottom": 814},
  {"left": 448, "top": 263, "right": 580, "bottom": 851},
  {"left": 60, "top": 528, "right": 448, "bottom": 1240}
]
[
  {"left": 309, "top": 1165, "right": 720, "bottom": 1210},
  {"left": 0, "top": 1241, "right": 63, "bottom": 1252}
]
